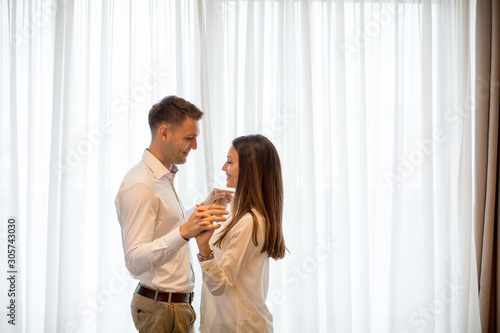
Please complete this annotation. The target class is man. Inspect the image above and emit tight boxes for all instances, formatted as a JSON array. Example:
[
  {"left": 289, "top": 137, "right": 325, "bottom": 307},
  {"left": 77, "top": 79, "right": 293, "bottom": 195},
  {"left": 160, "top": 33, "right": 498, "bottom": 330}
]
[{"left": 115, "top": 96, "right": 229, "bottom": 332}]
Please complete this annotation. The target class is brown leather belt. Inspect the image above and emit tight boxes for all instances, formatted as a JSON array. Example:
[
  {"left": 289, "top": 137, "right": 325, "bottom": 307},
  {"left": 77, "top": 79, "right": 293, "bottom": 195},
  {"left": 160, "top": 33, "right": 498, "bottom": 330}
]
[{"left": 135, "top": 284, "right": 194, "bottom": 304}]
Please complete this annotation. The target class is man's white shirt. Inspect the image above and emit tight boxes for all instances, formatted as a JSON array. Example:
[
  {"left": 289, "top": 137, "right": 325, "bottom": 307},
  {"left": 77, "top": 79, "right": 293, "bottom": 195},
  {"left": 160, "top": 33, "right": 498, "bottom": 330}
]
[{"left": 115, "top": 149, "right": 194, "bottom": 292}]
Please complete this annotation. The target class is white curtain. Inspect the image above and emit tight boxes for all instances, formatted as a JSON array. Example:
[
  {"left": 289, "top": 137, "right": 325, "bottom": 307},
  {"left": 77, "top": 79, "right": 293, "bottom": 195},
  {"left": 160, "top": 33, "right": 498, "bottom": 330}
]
[{"left": 0, "top": 0, "right": 481, "bottom": 332}]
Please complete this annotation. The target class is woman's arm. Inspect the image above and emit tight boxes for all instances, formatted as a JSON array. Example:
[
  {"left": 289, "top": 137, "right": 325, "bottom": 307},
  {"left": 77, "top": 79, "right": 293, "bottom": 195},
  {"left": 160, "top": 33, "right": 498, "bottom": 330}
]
[{"left": 197, "top": 214, "right": 262, "bottom": 296}]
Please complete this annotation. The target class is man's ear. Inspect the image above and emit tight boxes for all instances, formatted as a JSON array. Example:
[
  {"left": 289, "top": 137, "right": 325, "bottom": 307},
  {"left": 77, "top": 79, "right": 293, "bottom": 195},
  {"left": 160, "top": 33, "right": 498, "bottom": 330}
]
[{"left": 158, "top": 125, "right": 169, "bottom": 142}]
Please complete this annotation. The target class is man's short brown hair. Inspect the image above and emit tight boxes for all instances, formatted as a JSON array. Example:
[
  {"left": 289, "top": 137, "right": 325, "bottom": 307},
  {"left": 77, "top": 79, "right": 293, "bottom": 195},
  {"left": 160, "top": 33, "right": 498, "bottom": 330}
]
[{"left": 148, "top": 96, "right": 203, "bottom": 134}]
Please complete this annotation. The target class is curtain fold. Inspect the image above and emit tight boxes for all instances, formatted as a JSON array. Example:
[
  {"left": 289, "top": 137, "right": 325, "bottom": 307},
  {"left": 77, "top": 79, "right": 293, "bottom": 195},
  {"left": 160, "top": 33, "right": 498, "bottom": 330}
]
[
  {"left": 474, "top": 0, "right": 500, "bottom": 331},
  {"left": 45, "top": 0, "right": 75, "bottom": 330}
]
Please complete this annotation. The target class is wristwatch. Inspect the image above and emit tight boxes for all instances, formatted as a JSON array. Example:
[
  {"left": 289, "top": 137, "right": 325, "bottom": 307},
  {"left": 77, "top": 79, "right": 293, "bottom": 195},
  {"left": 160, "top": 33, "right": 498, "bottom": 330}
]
[{"left": 197, "top": 250, "right": 214, "bottom": 262}]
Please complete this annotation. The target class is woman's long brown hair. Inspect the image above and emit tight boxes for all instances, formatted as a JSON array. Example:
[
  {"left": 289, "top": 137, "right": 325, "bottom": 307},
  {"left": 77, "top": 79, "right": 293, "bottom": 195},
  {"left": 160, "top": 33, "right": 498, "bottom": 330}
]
[{"left": 213, "top": 134, "right": 286, "bottom": 260}]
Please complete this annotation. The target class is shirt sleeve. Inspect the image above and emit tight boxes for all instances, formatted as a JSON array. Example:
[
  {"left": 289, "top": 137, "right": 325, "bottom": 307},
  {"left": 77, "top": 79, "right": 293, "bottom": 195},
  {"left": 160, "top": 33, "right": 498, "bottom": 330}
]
[
  {"left": 199, "top": 214, "right": 262, "bottom": 296},
  {"left": 116, "top": 183, "right": 188, "bottom": 277}
]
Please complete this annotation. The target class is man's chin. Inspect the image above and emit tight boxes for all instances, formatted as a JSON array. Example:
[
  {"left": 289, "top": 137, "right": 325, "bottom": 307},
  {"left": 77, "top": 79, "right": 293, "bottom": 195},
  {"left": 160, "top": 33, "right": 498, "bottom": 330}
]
[{"left": 176, "top": 157, "right": 188, "bottom": 165}]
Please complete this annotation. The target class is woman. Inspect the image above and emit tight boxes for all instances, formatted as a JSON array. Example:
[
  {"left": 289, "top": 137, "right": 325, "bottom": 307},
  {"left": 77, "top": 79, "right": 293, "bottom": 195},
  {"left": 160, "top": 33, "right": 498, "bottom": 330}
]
[{"left": 195, "top": 134, "right": 286, "bottom": 332}]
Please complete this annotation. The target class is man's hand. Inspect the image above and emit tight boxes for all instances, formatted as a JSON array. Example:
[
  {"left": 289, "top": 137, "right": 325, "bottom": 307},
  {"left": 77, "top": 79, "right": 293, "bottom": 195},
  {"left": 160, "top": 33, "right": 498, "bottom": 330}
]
[
  {"left": 179, "top": 204, "right": 228, "bottom": 240},
  {"left": 201, "top": 189, "right": 234, "bottom": 207}
]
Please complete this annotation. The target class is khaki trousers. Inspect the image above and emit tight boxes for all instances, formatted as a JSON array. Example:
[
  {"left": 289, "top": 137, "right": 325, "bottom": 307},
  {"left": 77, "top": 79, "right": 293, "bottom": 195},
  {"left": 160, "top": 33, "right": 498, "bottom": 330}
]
[{"left": 131, "top": 292, "right": 196, "bottom": 333}]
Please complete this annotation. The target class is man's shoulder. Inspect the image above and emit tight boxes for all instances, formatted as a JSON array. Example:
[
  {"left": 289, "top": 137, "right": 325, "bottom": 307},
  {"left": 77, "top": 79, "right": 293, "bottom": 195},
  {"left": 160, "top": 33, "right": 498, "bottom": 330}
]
[{"left": 118, "top": 161, "right": 156, "bottom": 193}]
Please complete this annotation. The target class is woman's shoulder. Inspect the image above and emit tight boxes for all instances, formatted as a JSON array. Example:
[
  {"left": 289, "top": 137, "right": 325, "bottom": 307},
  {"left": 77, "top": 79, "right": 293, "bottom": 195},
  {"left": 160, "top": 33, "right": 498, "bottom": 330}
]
[
  {"left": 230, "top": 209, "right": 265, "bottom": 233},
  {"left": 237, "top": 209, "right": 264, "bottom": 223}
]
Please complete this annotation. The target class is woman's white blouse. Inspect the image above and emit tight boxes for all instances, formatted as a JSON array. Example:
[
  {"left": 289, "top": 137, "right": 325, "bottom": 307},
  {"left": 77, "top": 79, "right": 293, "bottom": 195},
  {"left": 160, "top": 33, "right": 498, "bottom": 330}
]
[{"left": 198, "top": 211, "right": 273, "bottom": 332}]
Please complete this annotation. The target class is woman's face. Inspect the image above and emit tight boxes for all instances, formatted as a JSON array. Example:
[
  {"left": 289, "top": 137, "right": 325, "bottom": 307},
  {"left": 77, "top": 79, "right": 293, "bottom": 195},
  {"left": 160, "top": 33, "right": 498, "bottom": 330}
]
[{"left": 222, "top": 146, "right": 239, "bottom": 188}]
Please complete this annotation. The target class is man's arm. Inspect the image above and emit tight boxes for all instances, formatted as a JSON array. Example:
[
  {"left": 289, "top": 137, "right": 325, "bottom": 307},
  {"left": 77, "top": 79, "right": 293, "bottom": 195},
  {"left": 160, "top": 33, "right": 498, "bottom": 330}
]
[
  {"left": 117, "top": 183, "right": 188, "bottom": 276},
  {"left": 116, "top": 183, "right": 229, "bottom": 277}
]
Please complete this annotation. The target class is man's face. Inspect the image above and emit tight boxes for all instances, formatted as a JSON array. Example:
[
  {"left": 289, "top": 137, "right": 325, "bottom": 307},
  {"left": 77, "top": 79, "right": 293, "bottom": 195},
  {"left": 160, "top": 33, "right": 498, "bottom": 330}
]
[{"left": 162, "top": 117, "right": 200, "bottom": 166}]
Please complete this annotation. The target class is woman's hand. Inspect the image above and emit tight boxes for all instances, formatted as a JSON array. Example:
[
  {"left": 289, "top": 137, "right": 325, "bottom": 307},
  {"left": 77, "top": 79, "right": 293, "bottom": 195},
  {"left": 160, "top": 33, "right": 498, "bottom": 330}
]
[
  {"left": 179, "top": 204, "right": 227, "bottom": 240},
  {"left": 196, "top": 229, "right": 215, "bottom": 256},
  {"left": 201, "top": 188, "right": 234, "bottom": 207},
  {"left": 195, "top": 204, "right": 224, "bottom": 256}
]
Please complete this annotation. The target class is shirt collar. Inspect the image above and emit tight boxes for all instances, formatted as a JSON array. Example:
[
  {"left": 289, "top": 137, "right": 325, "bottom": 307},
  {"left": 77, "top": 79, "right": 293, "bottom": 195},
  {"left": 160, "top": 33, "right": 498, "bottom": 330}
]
[{"left": 142, "top": 149, "right": 178, "bottom": 180}]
